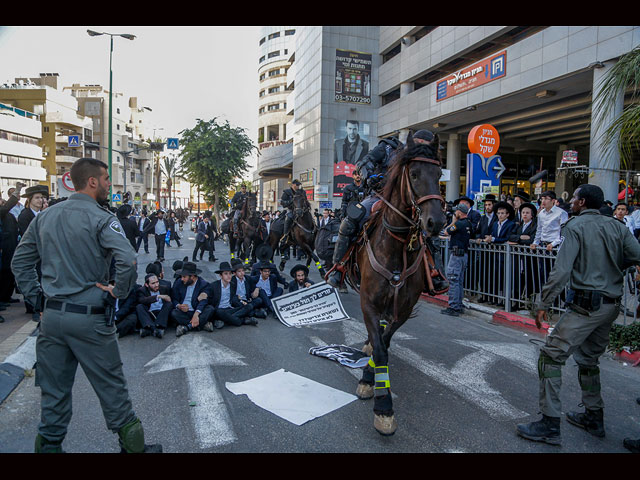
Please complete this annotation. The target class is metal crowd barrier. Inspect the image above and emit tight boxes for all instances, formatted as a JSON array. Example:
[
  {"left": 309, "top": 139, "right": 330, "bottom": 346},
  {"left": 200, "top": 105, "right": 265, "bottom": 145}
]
[{"left": 434, "top": 237, "right": 639, "bottom": 325}]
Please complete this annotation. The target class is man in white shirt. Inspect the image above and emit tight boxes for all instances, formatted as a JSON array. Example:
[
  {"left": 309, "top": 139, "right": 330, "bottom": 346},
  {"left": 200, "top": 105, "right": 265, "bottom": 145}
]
[
  {"left": 262, "top": 212, "right": 272, "bottom": 235},
  {"left": 531, "top": 191, "right": 567, "bottom": 252},
  {"left": 136, "top": 274, "right": 172, "bottom": 339},
  {"left": 614, "top": 203, "right": 635, "bottom": 235}
]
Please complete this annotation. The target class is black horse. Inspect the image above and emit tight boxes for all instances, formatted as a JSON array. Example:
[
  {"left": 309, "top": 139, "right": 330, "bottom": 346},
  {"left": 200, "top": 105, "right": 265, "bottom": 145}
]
[
  {"left": 231, "top": 193, "right": 266, "bottom": 266},
  {"left": 269, "top": 193, "right": 326, "bottom": 277}
]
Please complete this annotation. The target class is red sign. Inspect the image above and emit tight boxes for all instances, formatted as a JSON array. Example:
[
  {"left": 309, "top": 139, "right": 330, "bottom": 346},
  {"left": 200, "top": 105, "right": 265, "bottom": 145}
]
[
  {"left": 305, "top": 189, "right": 314, "bottom": 201},
  {"left": 61, "top": 172, "right": 75, "bottom": 192},
  {"left": 468, "top": 124, "right": 500, "bottom": 157},
  {"left": 436, "top": 51, "right": 506, "bottom": 102}
]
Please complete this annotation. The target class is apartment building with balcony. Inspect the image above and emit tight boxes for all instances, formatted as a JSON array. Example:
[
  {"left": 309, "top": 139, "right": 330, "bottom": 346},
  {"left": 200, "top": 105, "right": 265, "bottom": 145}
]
[
  {"left": 0, "top": 73, "right": 93, "bottom": 198},
  {"left": 0, "top": 102, "right": 47, "bottom": 197}
]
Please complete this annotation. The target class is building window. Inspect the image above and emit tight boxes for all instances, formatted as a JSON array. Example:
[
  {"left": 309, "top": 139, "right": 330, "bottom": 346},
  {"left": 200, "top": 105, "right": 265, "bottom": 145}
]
[
  {"left": 268, "top": 69, "right": 280, "bottom": 77},
  {"left": 268, "top": 86, "right": 279, "bottom": 94},
  {"left": 285, "top": 29, "right": 295, "bottom": 36},
  {"left": 117, "top": 108, "right": 120, "bottom": 114},
  {"left": 260, "top": 73, "right": 266, "bottom": 81},
  {"left": 259, "top": 37, "right": 265, "bottom": 45},
  {"left": 268, "top": 32, "right": 280, "bottom": 40},
  {"left": 259, "top": 55, "right": 265, "bottom": 63},
  {"left": 259, "top": 90, "right": 266, "bottom": 97},
  {"left": 381, "top": 88, "right": 401, "bottom": 106},
  {"left": 259, "top": 107, "right": 265, "bottom": 114},
  {"left": 268, "top": 51, "right": 280, "bottom": 59},
  {"left": 43, "top": 126, "right": 49, "bottom": 133},
  {"left": 268, "top": 104, "right": 279, "bottom": 111}
]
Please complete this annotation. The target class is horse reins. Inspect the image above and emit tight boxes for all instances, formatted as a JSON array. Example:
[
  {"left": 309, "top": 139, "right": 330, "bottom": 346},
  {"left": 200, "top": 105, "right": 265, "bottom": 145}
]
[{"left": 364, "top": 156, "right": 445, "bottom": 323}]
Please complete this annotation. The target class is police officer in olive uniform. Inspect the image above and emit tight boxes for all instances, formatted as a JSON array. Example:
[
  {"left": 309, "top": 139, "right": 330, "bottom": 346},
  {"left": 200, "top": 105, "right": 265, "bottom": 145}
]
[
  {"left": 11, "top": 158, "right": 162, "bottom": 454},
  {"left": 279, "top": 179, "right": 302, "bottom": 253},
  {"left": 516, "top": 184, "right": 640, "bottom": 446}
]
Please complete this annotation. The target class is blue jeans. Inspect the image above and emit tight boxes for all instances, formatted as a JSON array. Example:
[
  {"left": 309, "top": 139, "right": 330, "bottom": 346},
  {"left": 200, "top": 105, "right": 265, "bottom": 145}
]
[{"left": 446, "top": 253, "right": 467, "bottom": 311}]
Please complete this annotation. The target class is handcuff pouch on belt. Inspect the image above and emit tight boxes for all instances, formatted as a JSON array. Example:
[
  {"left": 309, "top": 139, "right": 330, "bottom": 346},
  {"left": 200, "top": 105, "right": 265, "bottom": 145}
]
[
  {"left": 103, "top": 292, "right": 117, "bottom": 327},
  {"left": 568, "top": 290, "right": 602, "bottom": 316}
]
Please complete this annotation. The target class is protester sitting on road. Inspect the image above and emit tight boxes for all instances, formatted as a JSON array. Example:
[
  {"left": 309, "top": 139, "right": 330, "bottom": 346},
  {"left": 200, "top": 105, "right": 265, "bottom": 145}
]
[
  {"left": 288, "top": 264, "right": 314, "bottom": 292},
  {"left": 250, "top": 258, "right": 289, "bottom": 287},
  {"left": 146, "top": 261, "right": 172, "bottom": 291},
  {"left": 171, "top": 262, "right": 215, "bottom": 337},
  {"left": 136, "top": 274, "right": 173, "bottom": 339},
  {"left": 171, "top": 257, "right": 189, "bottom": 287},
  {"left": 250, "top": 261, "right": 284, "bottom": 316},
  {"left": 230, "top": 258, "right": 267, "bottom": 319},
  {"left": 203, "top": 261, "right": 258, "bottom": 328},
  {"left": 114, "top": 282, "right": 141, "bottom": 338}
]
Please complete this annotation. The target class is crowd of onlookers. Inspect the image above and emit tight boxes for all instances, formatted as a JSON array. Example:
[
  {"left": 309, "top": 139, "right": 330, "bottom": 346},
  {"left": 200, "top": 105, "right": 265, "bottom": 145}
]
[{"left": 439, "top": 188, "right": 640, "bottom": 315}]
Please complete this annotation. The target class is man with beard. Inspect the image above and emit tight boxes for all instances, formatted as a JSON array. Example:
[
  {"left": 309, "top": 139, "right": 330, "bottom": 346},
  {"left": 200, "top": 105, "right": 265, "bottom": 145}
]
[
  {"left": 171, "top": 261, "right": 215, "bottom": 336},
  {"left": 11, "top": 157, "right": 162, "bottom": 453}
]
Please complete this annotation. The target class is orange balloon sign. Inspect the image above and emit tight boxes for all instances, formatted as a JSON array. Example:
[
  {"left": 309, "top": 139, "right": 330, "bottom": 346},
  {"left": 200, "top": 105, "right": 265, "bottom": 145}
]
[{"left": 468, "top": 124, "right": 500, "bottom": 156}]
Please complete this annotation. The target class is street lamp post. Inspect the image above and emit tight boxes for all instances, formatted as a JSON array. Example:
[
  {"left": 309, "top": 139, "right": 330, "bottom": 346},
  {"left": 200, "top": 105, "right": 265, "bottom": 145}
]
[{"left": 87, "top": 29, "right": 136, "bottom": 207}]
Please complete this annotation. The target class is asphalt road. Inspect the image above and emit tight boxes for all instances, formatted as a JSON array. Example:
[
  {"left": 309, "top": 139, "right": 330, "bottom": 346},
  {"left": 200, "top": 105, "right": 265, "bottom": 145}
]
[{"left": 2, "top": 229, "right": 640, "bottom": 453}]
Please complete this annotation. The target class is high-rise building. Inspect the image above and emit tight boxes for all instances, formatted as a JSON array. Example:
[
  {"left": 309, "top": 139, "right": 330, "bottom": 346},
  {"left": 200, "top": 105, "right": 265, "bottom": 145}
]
[{"left": 254, "top": 26, "right": 296, "bottom": 211}]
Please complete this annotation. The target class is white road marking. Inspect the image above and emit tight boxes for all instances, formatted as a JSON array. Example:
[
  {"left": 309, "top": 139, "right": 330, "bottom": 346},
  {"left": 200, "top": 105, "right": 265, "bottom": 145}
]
[{"left": 144, "top": 335, "right": 243, "bottom": 448}]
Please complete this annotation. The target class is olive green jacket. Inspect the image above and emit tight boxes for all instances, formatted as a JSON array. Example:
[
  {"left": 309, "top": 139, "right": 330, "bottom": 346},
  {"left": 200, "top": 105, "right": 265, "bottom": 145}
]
[{"left": 536, "top": 209, "right": 640, "bottom": 311}]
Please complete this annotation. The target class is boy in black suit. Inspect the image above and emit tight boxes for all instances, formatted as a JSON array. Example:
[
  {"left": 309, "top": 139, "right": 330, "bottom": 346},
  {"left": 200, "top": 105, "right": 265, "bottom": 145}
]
[{"left": 205, "top": 261, "right": 258, "bottom": 328}]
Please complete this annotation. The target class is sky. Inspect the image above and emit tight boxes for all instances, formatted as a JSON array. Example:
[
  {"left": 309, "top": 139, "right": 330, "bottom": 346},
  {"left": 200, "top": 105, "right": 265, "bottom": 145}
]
[{"left": 0, "top": 26, "right": 261, "bottom": 176}]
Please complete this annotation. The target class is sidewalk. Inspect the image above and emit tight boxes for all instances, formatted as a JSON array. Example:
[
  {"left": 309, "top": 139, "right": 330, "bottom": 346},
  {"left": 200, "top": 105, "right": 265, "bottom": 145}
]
[
  {"left": 0, "top": 299, "right": 39, "bottom": 405},
  {"left": 421, "top": 293, "right": 640, "bottom": 365}
]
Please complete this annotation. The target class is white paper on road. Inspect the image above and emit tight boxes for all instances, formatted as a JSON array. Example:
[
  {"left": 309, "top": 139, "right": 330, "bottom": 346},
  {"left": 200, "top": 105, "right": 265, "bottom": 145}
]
[
  {"left": 271, "top": 282, "right": 350, "bottom": 327},
  {"left": 225, "top": 369, "right": 357, "bottom": 426}
]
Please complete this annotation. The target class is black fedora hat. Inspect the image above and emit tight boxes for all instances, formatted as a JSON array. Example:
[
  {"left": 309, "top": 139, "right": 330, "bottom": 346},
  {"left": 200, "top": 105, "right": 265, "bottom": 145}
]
[
  {"left": 230, "top": 258, "right": 245, "bottom": 271},
  {"left": 255, "top": 243, "right": 273, "bottom": 262},
  {"left": 514, "top": 190, "right": 530, "bottom": 203},
  {"left": 257, "top": 260, "right": 273, "bottom": 271},
  {"left": 519, "top": 202, "right": 538, "bottom": 218},
  {"left": 145, "top": 262, "right": 161, "bottom": 276},
  {"left": 177, "top": 261, "right": 202, "bottom": 276},
  {"left": 494, "top": 201, "right": 515, "bottom": 220},
  {"left": 454, "top": 196, "right": 475, "bottom": 208},
  {"left": 214, "top": 261, "right": 234, "bottom": 274},
  {"left": 21, "top": 185, "right": 49, "bottom": 198},
  {"left": 290, "top": 264, "right": 309, "bottom": 278},
  {"left": 483, "top": 193, "right": 497, "bottom": 203}
]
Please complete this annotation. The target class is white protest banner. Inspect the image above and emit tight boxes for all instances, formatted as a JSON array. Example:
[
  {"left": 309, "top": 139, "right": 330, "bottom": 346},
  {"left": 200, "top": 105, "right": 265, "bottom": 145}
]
[{"left": 272, "top": 281, "right": 350, "bottom": 327}]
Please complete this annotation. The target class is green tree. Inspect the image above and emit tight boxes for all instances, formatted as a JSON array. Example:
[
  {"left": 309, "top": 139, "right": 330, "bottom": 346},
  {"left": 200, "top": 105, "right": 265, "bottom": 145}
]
[
  {"left": 179, "top": 118, "right": 256, "bottom": 221},
  {"left": 592, "top": 46, "right": 640, "bottom": 169}
]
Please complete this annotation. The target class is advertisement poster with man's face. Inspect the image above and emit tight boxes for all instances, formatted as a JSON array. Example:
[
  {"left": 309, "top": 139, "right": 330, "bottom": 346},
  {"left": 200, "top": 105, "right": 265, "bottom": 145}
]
[{"left": 333, "top": 120, "right": 370, "bottom": 197}]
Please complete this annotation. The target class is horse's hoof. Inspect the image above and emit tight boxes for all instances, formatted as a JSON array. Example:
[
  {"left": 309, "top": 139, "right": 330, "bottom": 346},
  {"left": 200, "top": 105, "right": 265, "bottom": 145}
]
[
  {"left": 356, "top": 382, "right": 374, "bottom": 400},
  {"left": 374, "top": 414, "right": 397, "bottom": 436},
  {"left": 362, "top": 343, "right": 373, "bottom": 356}
]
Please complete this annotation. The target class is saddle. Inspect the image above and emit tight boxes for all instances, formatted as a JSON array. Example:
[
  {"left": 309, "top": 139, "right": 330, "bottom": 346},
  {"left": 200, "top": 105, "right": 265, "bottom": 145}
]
[{"left": 327, "top": 200, "right": 448, "bottom": 297}]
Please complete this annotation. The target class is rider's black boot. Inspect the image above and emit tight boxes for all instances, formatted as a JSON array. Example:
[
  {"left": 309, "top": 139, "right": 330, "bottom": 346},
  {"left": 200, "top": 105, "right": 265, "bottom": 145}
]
[{"left": 327, "top": 217, "right": 358, "bottom": 290}]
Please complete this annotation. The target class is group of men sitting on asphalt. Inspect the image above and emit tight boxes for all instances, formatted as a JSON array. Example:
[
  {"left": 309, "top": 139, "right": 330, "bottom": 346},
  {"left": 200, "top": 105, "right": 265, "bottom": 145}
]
[{"left": 113, "top": 256, "right": 315, "bottom": 339}]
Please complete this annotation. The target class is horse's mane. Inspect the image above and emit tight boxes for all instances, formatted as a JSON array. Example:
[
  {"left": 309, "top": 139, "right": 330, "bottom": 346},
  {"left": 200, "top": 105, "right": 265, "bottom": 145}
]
[{"left": 380, "top": 140, "right": 441, "bottom": 201}]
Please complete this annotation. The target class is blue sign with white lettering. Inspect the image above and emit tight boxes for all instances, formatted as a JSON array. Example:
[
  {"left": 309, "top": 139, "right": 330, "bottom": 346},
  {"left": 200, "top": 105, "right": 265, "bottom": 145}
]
[
  {"left": 68, "top": 135, "right": 80, "bottom": 147},
  {"left": 319, "top": 202, "right": 333, "bottom": 209},
  {"left": 465, "top": 153, "right": 506, "bottom": 198},
  {"left": 167, "top": 138, "right": 179, "bottom": 150}
]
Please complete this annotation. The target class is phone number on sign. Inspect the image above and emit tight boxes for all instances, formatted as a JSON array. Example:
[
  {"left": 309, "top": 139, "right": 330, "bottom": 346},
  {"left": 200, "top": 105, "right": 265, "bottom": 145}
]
[{"left": 335, "top": 94, "right": 371, "bottom": 104}]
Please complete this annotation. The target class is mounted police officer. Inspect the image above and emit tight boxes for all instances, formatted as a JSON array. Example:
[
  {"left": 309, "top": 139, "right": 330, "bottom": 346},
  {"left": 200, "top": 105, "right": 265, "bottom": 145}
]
[
  {"left": 279, "top": 179, "right": 302, "bottom": 252},
  {"left": 328, "top": 130, "right": 447, "bottom": 291},
  {"left": 340, "top": 171, "right": 366, "bottom": 221},
  {"left": 231, "top": 184, "right": 249, "bottom": 238},
  {"left": 11, "top": 158, "right": 162, "bottom": 454},
  {"left": 516, "top": 184, "right": 640, "bottom": 447}
]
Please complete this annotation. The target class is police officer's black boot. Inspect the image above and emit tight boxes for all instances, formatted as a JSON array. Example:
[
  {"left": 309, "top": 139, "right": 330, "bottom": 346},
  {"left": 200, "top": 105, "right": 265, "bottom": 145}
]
[
  {"left": 624, "top": 437, "right": 640, "bottom": 453},
  {"left": 34, "top": 434, "right": 65, "bottom": 453},
  {"left": 516, "top": 415, "right": 561, "bottom": 445},
  {"left": 118, "top": 417, "right": 162, "bottom": 453},
  {"left": 566, "top": 408, "right": 605, "bottom": 438}
]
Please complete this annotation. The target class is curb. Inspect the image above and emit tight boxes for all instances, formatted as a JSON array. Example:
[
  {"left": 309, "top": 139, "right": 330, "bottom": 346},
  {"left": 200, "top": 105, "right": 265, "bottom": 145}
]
[
  {"left": 0, "top": 326, "right": 38, "bottom": 405},
  {"left": 421, "top": 293, "right": 640, "bottom": 366},
  {"left": 420, "top": 293, "right": 550, "bottom": 333}
]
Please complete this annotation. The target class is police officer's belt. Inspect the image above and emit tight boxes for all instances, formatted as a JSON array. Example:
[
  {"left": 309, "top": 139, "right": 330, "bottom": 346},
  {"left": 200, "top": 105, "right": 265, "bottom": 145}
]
[{"left": 45, "top": 299, "right": 106, "bottom": 315}]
